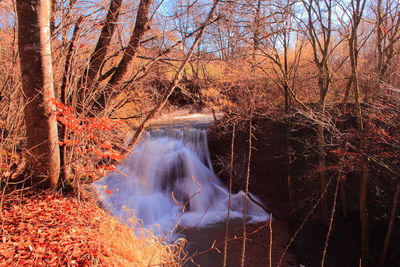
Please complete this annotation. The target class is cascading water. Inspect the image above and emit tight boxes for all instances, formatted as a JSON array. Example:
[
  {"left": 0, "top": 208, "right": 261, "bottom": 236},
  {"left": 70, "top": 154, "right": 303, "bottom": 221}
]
[{"left": 94, "top": 127, "right": 269, "bottom": 234}]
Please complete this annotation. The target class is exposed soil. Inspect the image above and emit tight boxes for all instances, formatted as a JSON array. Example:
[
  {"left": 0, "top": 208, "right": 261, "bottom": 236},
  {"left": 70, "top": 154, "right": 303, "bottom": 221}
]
[
  {"left": 202, "top": 119, "right": 299, "bottom": 267},
  {"left": 181, "top": 219, "right": 297, "bottom": 267},
  {"left": 208, "top": 119, "right": 292, "bottom": 222},
  {"left": 207, "top": 118, "right": 365, "bottom": 267}
]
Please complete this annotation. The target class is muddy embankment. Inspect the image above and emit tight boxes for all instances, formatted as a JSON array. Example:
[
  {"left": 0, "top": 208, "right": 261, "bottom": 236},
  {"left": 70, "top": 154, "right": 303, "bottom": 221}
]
[
  {"left": 202, "top": 119, "right": 297, "bottom": 267},
  {"left": 208, "top": 119, "right": 291, "bottom": 222},
  {"left": 207, "top": 118, "right": 362, "bottom": 267}
]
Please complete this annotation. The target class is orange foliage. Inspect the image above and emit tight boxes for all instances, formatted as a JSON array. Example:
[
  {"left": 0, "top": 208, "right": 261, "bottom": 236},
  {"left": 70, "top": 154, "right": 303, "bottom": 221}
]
[
  {"left": 47, "top": 98, "right": 124, "bottom": 180},
  {"left": 0, "top": 190, "right": 185, "bottom": 266}
]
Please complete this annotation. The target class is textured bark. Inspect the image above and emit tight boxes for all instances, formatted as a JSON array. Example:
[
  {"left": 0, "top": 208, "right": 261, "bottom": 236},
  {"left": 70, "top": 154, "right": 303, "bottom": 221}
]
[
  {"left": 98, "top": 0, "right": 153, "bottom": 110},
  {"left": 77, "top": 0, "right": 123, "bottom": 108},
  {"left": 16, "top": 0, "right": 60, "bottom": 189},
  {"left": 252, "top": 0, "right": 261, "bottom": 63},
  {"left": 50, "top": 0, "right": 56, "bottom": 35}
]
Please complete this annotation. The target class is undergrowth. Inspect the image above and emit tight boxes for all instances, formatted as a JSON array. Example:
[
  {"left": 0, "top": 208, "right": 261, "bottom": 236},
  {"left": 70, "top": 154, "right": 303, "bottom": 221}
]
[{"left": 0, "top": 190, "right": 186, "bottom": 266}]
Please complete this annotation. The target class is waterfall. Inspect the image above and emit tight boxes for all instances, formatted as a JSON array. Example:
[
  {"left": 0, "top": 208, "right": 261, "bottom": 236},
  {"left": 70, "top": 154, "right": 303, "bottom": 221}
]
[{"left": 94, "top": 128, "right": 269, "bottom": 234}]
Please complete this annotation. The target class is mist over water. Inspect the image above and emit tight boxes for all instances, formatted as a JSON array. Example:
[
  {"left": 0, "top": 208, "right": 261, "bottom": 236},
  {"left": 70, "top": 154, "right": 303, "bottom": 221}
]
[{"left": 95, "top": 128, "right": 269, "bottom": 234}]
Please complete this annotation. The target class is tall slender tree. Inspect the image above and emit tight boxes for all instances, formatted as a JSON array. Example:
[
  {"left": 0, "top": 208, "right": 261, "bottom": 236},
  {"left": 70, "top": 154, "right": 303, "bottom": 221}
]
[
  {"left": 97, "top": 0, "right": 154, "bottom": 111},
  {"left": 77, "top": 0, "right": 123, "bottom": 110},
  {"left": 346, "top": 0, "right": 369, "bottom": 264},
  {"left": 302, "top": 0, "right": 334, "bottom": 223},
  {"left": 16, "top": 0, "right": 60, "bottom": 189},
  {"left": 376, "top": 0, "right": 400, "bottom": 83}
]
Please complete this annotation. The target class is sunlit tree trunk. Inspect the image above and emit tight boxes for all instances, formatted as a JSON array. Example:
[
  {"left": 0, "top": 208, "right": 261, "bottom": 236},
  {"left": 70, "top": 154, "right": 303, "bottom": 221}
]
[
  {"left": 99, "top": 0, "right": 153, "bottom": 111},
  {"left": 50, "top": 0, "right": 57, "bottom": 35},
  {"left": 252, "top": 0, "right": 262, "bottom": 64},
  {"left": 77, "top": 0, "right": 123, "bottom": 109},
  {"left": 16, "top": 0, "right": 60, "bottom": 189}
]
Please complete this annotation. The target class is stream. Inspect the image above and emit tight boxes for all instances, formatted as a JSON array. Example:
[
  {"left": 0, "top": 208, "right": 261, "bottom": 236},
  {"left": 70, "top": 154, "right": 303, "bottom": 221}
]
[{"left": 94, "top": 113, "right": 282, "bottom": 266}]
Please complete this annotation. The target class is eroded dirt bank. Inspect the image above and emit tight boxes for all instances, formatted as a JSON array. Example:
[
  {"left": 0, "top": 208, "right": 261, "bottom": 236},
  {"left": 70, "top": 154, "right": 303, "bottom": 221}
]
[
  {"left": 207, "top": 118, "right": 363, "bottom": 267},
  {"left": 202, "top": 119, "right": 297, "bottom": 267},
  {"left": 181, "top": 220, "right": 297, "bottom": 267}
]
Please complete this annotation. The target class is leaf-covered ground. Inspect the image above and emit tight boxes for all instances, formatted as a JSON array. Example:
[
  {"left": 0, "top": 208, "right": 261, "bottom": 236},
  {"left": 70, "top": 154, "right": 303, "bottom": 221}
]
[{"left": 0, "top": 189, "right": 184, "bottom": 266}]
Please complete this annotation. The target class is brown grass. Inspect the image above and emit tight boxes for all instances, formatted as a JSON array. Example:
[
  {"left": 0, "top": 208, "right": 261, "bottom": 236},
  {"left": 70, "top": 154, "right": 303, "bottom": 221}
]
[{"left": 0, "top": 190, "right": 185, "bottom": 266}]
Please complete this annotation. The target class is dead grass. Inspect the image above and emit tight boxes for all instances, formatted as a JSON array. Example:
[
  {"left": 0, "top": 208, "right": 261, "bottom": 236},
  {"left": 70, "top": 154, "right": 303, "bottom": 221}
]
[{"left": 0, "top": 189, "right": 185, "bottom": 266}]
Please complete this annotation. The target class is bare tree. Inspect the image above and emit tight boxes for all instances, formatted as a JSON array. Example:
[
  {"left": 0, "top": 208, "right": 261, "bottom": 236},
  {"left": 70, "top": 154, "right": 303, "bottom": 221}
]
[
  {"left": 124, "top": 0, "right": 221, "bottom": 151},
  {"left": 350, "top": 1, "right": 369, "bottom": 265},
  {"left": 339, "top": 0, "right": 369, "bottom": 264},
  {"left": 301, "top": 0, "right": 335, "bottom": 222},
  {"left": 16, "top": 0, "right": 60, "bottom": 188},
  {"left": 98, "top": 0, "right": 154, "bottom": 111},
  {"left": 256, "top": 0, "right": 304, "bottom": 113},
  {"left": 376, "top": 0, "right": 400, "bottom": 83},
  {"left": 77, "top": 0, "right": 123, "bottom": 110}
]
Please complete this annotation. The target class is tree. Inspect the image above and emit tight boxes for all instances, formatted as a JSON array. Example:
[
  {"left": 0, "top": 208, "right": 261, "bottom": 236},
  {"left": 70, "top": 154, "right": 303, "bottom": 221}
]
[
  {"left": 16, "top": 0, "right": 60, "bottom": 189},
  {"left": 124, "top": 0, "right": 221, "bottom": 151},
  {"left": 255, "top": 0, "right": 304, "bottom": 113},
  {"left": 301, "top": 0, "right": 335, "bottom": 222},
  {"left": 99, "top": 0, "right": 154, "bottom": 112},
  {"left": 376, "top": 0, "right": 400, "bottom": 84},
  {"left": 77, "top": 0, "right": 123, "bottom": 111},
  {"left": 338, "top": 0, "right": 369, "bottom": 263}
]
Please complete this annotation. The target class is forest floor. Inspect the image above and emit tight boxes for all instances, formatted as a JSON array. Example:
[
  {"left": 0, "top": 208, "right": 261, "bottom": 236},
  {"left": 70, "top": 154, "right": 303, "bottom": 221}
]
[
  {"left": 0, "top": 188, "right": 298, "bottom": 267},
  {"left": 0, "top": 189, "right": 184, "bottom": 267}
]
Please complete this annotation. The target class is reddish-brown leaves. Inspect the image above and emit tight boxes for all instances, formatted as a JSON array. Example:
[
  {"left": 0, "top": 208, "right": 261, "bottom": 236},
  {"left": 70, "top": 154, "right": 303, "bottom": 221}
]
[
  {"left": 0, "top": 190, "right": 185, "bottom": 266},
  {"left": 46, "top": 98, "right": 124, "bottom": 179},
  {"left": 0, "top": 190, "right": 109, "bottom": 266},
  {"left": 105, "top": 189, "right": 113, "bottom": 196}
]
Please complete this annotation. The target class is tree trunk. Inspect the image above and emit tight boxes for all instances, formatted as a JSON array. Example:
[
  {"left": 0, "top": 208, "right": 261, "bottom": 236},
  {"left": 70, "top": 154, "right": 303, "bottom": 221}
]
[
  {"left": 59, "top": 17, "right": 82, "bottom": 186},
  {"left": 379, "top": 182, "right": 400, "bottom": 267},
  {"left": 348, "top": 5, "right": 369, "bottom": 262},
  {"left": 317, "top": 116, "right": 329, "bottom": 223},
  {"left": 376, "top": 0, "right": 384, "bottom": 81},
  {"left": 252, "top": 0, "right": 261, "bottom": 64},
  {"left": 302, "top": 0, "right": 333, "bottom": 225},
  {"left": 99, "top": 0, "right": 153, "bottom": 110},
  {"left": 358, "top": 132, "right": 369, "bottom": 267},
  {"left": 318, "top": 74, "right": 330, "bottom": 224},
  {"left": 16, "top": 0, "right": 60, "bottom": 189},
  {"left": 50, "top": 0, "right": 57, "bottom": 35},
  {"left": 77, "top": 0, "right": 123, "bottom": 109}
]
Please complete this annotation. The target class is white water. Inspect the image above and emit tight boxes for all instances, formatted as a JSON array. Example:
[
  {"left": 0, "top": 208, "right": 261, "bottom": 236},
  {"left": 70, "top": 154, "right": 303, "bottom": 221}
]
[{"left": 95, "top": 128, "right": 269, "bottom": 234}]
